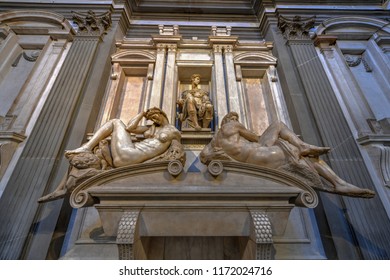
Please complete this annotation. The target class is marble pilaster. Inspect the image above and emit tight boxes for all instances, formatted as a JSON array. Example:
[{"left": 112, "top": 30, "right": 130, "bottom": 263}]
[
  {"left": 224, "top": 45, "right": 240, "bottom": 115},
  {"left": 211, "top": 45, "right": 228, "bottom": 127},
  {"left": 0, "top": 9, "right": 112, "bottom": 258},
  {"left": 161, "top": 44, "right": 178, "bottom": 123},
  {"left": 150, "top": 43, "right": 166, "bottom": 108}
]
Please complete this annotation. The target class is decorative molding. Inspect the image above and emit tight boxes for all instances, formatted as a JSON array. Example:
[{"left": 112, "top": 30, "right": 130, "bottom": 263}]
[
  {"left": 0, "top": 115, "right": 16, "bottom": 130},
  {"left": 378, "top": 146, "right": 390, "bottom": 188},
  {"left": 203, "top": 161, "right": 318, "bottom": 208},
  {"left": 362, "top": 57, "right": 372, "bottom": 72},
  {"left": 167, "top": 44, "right": 177, "bottom": 52},
  {"left": 116, "top": 211, "right": 140, "bottom": 260},
  {"left": 234, "top": 52, "right": 277, "bottom": 66},
  {"left": 224, "top": 45, "right": 233, "bottom": 53},
  {"left": 211, "top": 26, "right": 231, "bottom": 37},
  {"left": 316, "top": 16, "right": 390, "bottom": 37},
  {"left": 111, "top": 50, "right": 156, "bottom": 62},
  {"left": 110, "top": 63, "right": 120, "bottom": 80},
  {"left": 314, "top": 35, "right": 337, "bottom": 59},
  {"left": 278, "top": 15, "right": 315, "bottom": 40},
  {"left": 167, "top": 160, "right": 183, "bottom": 176},
  {"left": 345, "top": 54, "right": 362, "bottom": 67},
  {"left": 344, "top": 54, "right": 372, "bottom": 72},
  {"left": 152, "top": 25, "right": 182, "bottom": 44},
  {"left": 0, "top": 10, "right": 75, "bottom": 40},
  {"left": 156, "top": 43, "right": 166, "bottom": 53},
  {"left": 213, "top": 45, "right": 222, "bottom": 53},
  {"left": 69, "top": 161, "right": 185, "bottom": 208},
  {"left": 71, "top": 10, "right": 111, "bottom": 36},
  {"left": 159, "top": 24, "right": 179, "bottom": 36},
  {"left": 250, "top": 211, "right": 273, "bottom": 260},
  {"left": 207, "top": 160, "right": 224, "bottom": 176},
  {"left": 268, "top": 65, "right": 277, "bottom": 82}
]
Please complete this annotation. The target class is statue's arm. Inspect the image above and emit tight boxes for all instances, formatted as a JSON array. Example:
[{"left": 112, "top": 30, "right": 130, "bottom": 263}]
[
  {"left": 238, "top": 126, "right": 259, "bottom": 142},
  {"left": 125, "top": 111, "right": 148, "bottom": 133}
]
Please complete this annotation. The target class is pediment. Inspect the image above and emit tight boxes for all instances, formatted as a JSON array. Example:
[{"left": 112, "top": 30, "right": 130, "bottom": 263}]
[
  {"left": 234, "top": 52, "right": 277, "bottom": 66},
  {"left": 111, "top": 50, "right": 156, "bottom": 63},
  {"left": 0, "top": 10, "right": 73, "bottom": 35},
  {"left": 317, "top": 16, "right": 390, "bottom": 39}
]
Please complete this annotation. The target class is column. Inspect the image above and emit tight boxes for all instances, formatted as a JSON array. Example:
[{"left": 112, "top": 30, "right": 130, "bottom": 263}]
[
  {"left": 149, "top": 43, "right": 166, "bottom": 109},
  {"left": 161, "top": 44, "right": 177, "bottom": 123},
  {"left": 0, "top": 11, "right": 111, "bottom": 259},
  {"left": 234, "top": 64, "right": 250, "bottom": 128},
  {"left": 224, "top": 45, "right": 240, "bottom": 114},
  {"left": 278, "top": 15, "right": 390, "bottom": 259},
  {"left": 212, "top": 45, "right": 228, "bottom": 127}
]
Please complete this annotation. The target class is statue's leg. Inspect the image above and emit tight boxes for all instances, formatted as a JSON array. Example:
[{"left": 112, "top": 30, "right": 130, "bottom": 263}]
[
  {"left": 37, "top": 170, "right": 70, "bottom": 203},
  {"left": 310, "top": 158, "right": 375, "bottom": 198},
  {"left": 202, "top": 104, "right": 213, "bottom": 128},
  {"left": 259, "top": 121, "right": 330, "bottom": 156},
  {"left": 186, "top": 97, "right": 201, "bottom": 130},
  {"left": 66, "top": 119, "right": 123, "bottom": 156},
  {"left": 108, "top": 119, "right": 136, "bottom": 163}
]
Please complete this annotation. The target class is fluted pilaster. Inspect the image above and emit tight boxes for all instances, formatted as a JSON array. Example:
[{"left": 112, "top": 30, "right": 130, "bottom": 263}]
[{"left": 0, "top": 11, "right": 109, "bottom": 257}]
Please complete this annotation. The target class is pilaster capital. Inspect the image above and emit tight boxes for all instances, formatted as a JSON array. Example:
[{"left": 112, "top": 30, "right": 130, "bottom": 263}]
[
  {"left": 156, "top": 43, "right": 167, "bottom": 53},
  {"left": 213, "top": 45, "right": 223, "bottom": 53},
  {"left": 167, "top": 44, "right": 178, "bottom": 53},
  {"left": 212, "top": 44, "right": 235, "bottom": 53},
  {"left": 71, "top": 10, "right": 112, "bottom": 37},
  {"left": 278, "top": 15, "right": 315, "bottom": 41},
  {"left": 224, "top": 45, "right": 233, "bottom": 53}
]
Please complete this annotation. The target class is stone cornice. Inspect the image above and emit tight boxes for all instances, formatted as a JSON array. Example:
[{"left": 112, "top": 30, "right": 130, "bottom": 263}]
[
  {"left": 357, "top": 134, "right": 390, "bottom": 145},
  {"left": 0, "top": 131, "right": 27, "bottom": 143}
]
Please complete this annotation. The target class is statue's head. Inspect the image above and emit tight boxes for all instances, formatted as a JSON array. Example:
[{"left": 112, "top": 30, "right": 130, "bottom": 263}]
[
  {"left": 191, "top": 74, "right": 201, "bottom": 81},
  {"left": 145, "top": 107, "right": 168, "bottom": 125},
  {"left": 221, "top": 112, "right": 239, "bottom": 126}
]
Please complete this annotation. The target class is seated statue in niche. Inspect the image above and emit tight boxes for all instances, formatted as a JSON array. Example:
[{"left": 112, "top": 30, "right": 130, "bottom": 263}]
[
  {"left": 200, "top": 112, "right": 375, "bottom": 198},
  {"left": 177, "top": 74, "right": 214, "bottom": 130},
  {"left": 38, "top": 107, "right": 185, "bottom": 203}
]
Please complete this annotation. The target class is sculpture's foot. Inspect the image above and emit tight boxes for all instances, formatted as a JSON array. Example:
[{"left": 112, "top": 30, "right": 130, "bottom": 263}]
[
  {"left": 300, "top": 144, "right": 330, "bottom": 157},
  {"left": 38, "top": 189, "right": 68, "bottom": 203},
  {"left": 194, "top": 125, "right": 202, "bottom": 131},
  {"left": 65, "top": 146, "right": 91, "bottom": 157},
  {"left": 334, "top": 182, "right": 375, "bottom": 198}
]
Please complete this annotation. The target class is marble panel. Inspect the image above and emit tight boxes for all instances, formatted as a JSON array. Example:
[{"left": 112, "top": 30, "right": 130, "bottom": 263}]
[
  {"left": 118, "top": 76, "right": 145, "bottom": 122},
  {"left": 242, "top": 78, "right": 269, "bottom": 134}
]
